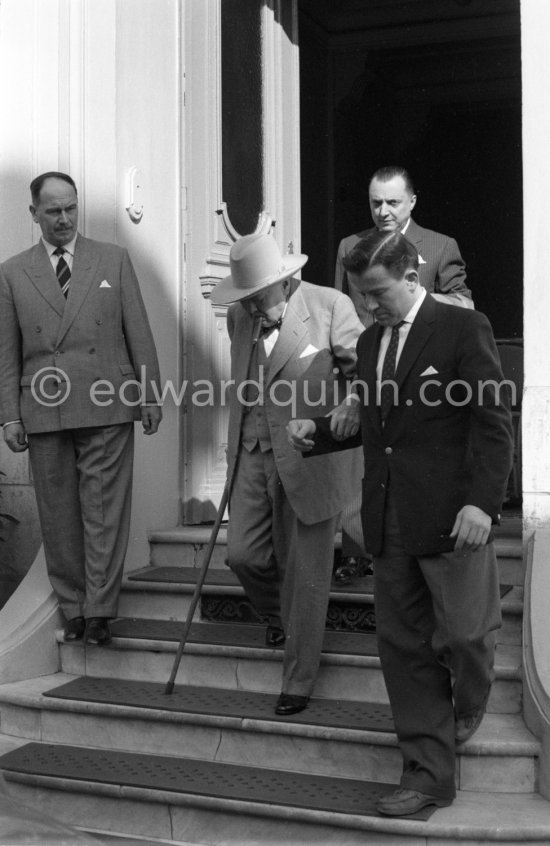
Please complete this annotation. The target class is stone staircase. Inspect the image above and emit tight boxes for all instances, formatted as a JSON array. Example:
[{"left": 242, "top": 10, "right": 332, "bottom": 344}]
[{"left": 1, "top": 516, "right": 550, "bottom": 844}]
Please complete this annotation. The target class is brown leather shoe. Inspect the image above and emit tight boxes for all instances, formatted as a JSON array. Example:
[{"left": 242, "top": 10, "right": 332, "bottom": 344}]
[
  {"left": 85, "top": 617, "right": 112, "bottom": 646},
  {"left": 376, "top": 787, "right": 453, "bottom": 816},
  {"left": 274, "top": 693, "right": 309, "bottom": 716},
  {"left": 63, "top": 616, "right": 86, "bottom": 641}
]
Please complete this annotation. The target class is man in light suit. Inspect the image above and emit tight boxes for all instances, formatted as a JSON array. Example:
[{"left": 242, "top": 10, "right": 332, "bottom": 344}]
[
  {"left": 289, "top": 230, "right": 513, "bottom": 815},
  {"left": 0, "top": 172, "right": 162, "bottom": 645},
  {"left": 211, "top": 232, "right": 363, "bottom": 716},
  {"left": 334, "top": 165, "right": 472, "bottom": 584}
]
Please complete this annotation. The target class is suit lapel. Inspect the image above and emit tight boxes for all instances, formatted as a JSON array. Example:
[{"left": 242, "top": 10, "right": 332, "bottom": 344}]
[
  {"left": 56, "top": 235, "right": 100, "bottom": 346},
  {"left": 404, "top": 218, "right": 423, "bottom": 250},
  {"left": 25, "top": 242, "right": 66, "bottom": 317},
  {"left": 264, "top": 281, "right": 308, "bottom": 387},
  {"left": 232, "top": 309, "right": 258, "bottom": 385}
]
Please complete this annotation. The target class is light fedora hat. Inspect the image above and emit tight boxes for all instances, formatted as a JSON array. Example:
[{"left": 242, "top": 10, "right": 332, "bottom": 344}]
[{"left": 211, "top": 232, "right": 308, "bottom": 305}]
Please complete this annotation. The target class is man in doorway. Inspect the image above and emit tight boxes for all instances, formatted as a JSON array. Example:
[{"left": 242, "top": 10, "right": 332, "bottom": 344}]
[
  {"left": 211, "top": 232, "right": 363, "bottom": 716},
  {"left": 334, "top": 165, "right": 473, "bottom": 584},
  {"left": 289, "top": 230, "right": 513, "bottom": 815},
  {"left": 0, "top": 171, "right": 162, "bottom": 646},
  {"left": 335, "top": 165, "right": 472, "bottom": 326}
]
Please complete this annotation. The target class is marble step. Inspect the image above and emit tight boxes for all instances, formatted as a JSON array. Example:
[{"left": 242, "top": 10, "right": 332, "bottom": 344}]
[
  {"left": 1, "top": 740, "right": 550, "bottom": 846},
  {"left": 0, "top": 674, "right": 537, "bottom": 791},
  {"left": 57, "top": 621, "right": 523, "bottom": 714},
  {"left": 147, "top": 524, "right": 525, "bottom": 584},
  {"left": 81, "top": 833, "right": 197, "bottom": 846},
  {"left": 119, "top": 569, "right": 523, "bottom": 644}
]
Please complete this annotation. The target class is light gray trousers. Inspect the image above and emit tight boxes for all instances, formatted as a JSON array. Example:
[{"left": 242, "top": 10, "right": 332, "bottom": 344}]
[
  {"left": 227, "top": 445, "right": 338, "bottom": 697},
  {"left": 28, "top": 423, "right": 134, "bottom": 620}
]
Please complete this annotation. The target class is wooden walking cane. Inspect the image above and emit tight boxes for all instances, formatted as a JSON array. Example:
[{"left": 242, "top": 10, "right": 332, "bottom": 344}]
[
  {"left": 164, "top": 316, "right": 261, "bottom": 694},
  {"left": 164, "top": 479, "right": 230, "bottom": 694}
]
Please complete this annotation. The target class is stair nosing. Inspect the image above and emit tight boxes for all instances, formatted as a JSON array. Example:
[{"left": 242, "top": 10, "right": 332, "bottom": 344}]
[
  {"left": 3, "top": 749, "right": 549, "bottom": 842},
  {"left": 0, "top": 675, "right": 536, "bottom": 755}
]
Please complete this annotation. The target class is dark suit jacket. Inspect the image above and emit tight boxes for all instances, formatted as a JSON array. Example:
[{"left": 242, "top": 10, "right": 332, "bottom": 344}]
[
  {"left": 309, "top": 295, "right": 513, "bottom": 556},
  {"left": 335, "top": 218, "right": 472, "bottom": 326},
  {"left": 0, "top": 235, "right": 161, "bottom": 433}
]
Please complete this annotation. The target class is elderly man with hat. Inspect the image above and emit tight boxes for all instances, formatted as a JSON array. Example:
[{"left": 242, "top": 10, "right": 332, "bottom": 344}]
[{"left": 211, "top": 232, "right": 364, "bottom": 716}]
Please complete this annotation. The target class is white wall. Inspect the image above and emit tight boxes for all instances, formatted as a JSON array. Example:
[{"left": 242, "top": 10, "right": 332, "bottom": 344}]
[
  {"left": 0, "top": 0, "right": 183, "bottom": 574},
  {"left": 521, "top": 0, "right": 550, "bottom": 527}
]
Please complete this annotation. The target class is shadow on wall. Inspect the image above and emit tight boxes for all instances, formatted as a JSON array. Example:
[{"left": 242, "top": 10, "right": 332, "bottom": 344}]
[{"left": 0, "top": 461, "right": 41, "bottom": 609}]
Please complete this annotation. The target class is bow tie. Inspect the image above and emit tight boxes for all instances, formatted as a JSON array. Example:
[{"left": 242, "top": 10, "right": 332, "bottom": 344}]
[{"left": 260, "top": 317, "right": 283, "bottom": 334}]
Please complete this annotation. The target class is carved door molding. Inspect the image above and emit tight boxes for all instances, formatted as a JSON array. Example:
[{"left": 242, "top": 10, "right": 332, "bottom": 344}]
[{"left": 182, "top": 0, "right": 301, "bottom": 521}]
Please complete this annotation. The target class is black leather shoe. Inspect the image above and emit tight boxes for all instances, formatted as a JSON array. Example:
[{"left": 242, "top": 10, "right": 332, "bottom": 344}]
[
  {"left": 333, "top": 556, "right": 373, "bottom": 585},
  {"left": 63, "top": 616, "right": 86, "bottom": 641},
  {"left": 274, "top": 693, "right": 309, "bottom": 716},
  {"left": 85, "top": 617, "right": 112, "bottom": 646},
  {"left": 376, "top": 788, "right": 453, "bottom": 816},
  {"left": 265, "top": 625, "right": 285, "bottom": 647}
]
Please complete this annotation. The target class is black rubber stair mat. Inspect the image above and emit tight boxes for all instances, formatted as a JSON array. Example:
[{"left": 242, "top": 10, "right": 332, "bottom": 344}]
[
  {"left": 108, "top": 619, "right": 379, "bottom": 655},
  {"left": 0, "top": 742, "right": 437, "bottom": 821},
  {"left": 127, "top": 566, "right": 512, "bottom": 600},
  {"left": 128, "top": 565, "right": 374, "bottom": 595},
  {"left": 42, "top": 677, "right": 394, "bottom": 732}
]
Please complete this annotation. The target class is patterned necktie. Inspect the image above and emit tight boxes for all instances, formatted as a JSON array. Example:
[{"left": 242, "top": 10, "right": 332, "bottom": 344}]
[
  {"left": 379, "top": 320, "right": 405, "bottom": 423},
  {"left": 53, "top": 247, "right": 71, "bottom": 298}
]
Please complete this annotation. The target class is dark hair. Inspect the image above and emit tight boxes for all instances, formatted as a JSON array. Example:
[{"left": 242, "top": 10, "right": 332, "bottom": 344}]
[
  {"left": 30, "top": 172, "right": 77, "bottom": 206},
  {"left": 370, "top": 166, "right": 415, "bottom": 196},
  {"left": 342, "top": 230, "right": 419, "bottom": 278}
]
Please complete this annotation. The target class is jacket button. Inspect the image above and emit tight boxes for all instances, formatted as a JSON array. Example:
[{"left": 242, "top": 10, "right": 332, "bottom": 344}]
[
  {"left": 95, "top": 319, "right": 102, "bottom": 325},
  {"left": 385, "top": 447, "right": 393, "bottom": 455},
  {"left": 35, "top": 326, "right": 42, "bottom": 333},
  {"left": 89, "top": 348, "right": 96, "bottom": 354}
]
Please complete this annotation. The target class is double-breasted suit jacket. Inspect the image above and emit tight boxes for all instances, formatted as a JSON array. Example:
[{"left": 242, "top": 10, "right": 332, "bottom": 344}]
[
  {"left": 335, "top": 218, "right": 472, "bottom": 326},
  {"left": 312, "top": 294, "right": 514, "bottom": 554},
  {"left": 0, "top": 235, "right": 160, "bottom": 432},
  {"left": 226, "top": 278, "right": 364, "bottom": 525},
  {"left": 0, "top": 234, "right": 161, "bottom": 621}
]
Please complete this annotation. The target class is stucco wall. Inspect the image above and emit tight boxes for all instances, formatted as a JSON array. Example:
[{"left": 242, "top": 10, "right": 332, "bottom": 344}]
[{"left": 522, "top": 0, "right": 550, "bottom": 527}]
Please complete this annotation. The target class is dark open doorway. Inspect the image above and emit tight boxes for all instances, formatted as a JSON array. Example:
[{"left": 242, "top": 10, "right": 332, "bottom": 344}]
[{"left": 299, "top": 0, "right": 522, "bottom": 340}]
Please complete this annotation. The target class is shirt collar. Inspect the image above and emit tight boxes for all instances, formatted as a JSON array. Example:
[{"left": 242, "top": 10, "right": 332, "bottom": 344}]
[
  {"left": 401, "top": 286, "right": 426, "bottom": 324},
  {"left": 42, "top": 235, "right": 78, "bottom": 258},
  {"left": 400, "top": 217, "right": 411, "bottom": 235}
]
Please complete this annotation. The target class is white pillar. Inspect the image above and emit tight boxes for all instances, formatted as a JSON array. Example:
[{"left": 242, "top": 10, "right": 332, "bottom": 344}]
[{"left": 522, "top": 0, "right": 550, "bottom": 526}]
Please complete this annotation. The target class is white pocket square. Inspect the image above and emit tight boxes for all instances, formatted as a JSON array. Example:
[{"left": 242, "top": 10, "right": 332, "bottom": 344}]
[
  {"left": 100, "top": 280, "right": 111, "bottom": 288},
  {"left": 418, "top": 254, "right": 427, "bottom": 265},
  {"left": 299, "top": 344, "right": 319, "bottom": 358},
  {"left": 420, "top": 366, "right": 439, "bottom": 376}
]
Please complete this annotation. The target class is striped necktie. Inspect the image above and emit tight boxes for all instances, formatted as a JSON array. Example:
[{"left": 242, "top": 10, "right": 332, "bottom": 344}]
[{"left": 53, "top": 247, "right": 71, "bottom": 298}]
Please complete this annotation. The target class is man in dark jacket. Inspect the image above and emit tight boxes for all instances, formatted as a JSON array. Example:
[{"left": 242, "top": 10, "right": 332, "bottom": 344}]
[{"left": 289, "top": 230, "right": 513, "bottom": 816}]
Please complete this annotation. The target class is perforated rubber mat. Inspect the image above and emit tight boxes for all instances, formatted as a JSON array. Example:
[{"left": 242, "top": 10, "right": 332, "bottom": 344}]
[
  {"left": 128, "top": 565, "right": 374, "bottom": 594},
  {"left": 43, "top": 676, "right": 394, "bottom": 732},
  {"left": 127, "top": 566, "right": 511, "bottom": 599},
  {"left": 0, "top": 742, "right": 437, "bottom": 820},
  {"left": 108, "top": 619, "right": 379, "bottom": 655}
]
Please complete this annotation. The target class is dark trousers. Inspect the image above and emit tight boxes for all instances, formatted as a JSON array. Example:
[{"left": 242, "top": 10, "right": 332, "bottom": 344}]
[{"left": 374, "top": 494, "right": 502, "bottom": 798}]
